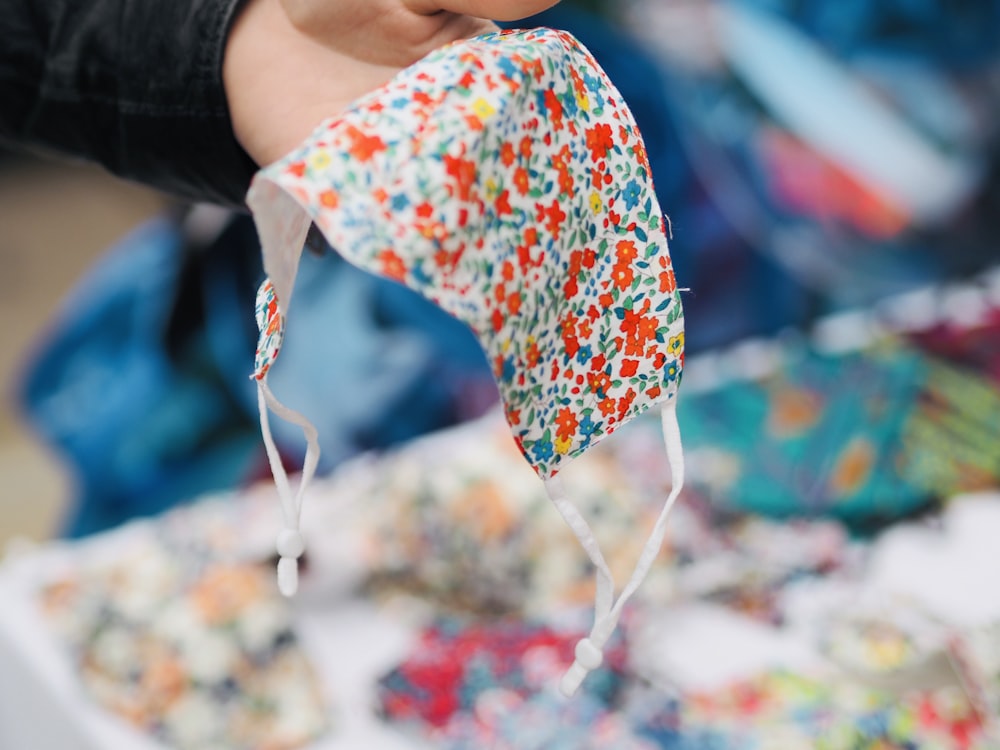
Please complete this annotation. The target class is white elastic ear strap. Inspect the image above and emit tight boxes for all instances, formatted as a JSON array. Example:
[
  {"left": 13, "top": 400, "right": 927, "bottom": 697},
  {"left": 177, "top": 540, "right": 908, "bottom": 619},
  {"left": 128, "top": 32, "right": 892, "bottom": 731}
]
[
  {"left": 250, "top": 193, "right": 320, "bottom": 597},
  {"left": 258, "top": 378, "right": 321, "bottom": 596},
  {"left": 545, "top": 400, "right": 685, "bottom": 697}
]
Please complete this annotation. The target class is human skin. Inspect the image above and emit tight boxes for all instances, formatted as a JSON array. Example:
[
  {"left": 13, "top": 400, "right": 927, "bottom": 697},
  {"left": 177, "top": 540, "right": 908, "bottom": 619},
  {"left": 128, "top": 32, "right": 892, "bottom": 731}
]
[{"left": 224, "top": 0, "right": 560, "bottom": 167}]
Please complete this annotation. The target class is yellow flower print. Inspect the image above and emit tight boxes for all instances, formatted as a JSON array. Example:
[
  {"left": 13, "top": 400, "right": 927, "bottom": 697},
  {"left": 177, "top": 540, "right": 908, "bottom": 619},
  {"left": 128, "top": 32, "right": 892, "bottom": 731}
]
[
  {"left": 589, "top": 191, "right": 602, "bottom": 214},
  {"left": 668, "top": 332, "right": 685, "bottom": 355},
  {"left": 308, "top": 150, "right": 332, "bottom": 171},
  {"left": 576, "top": 91, "right": 590, "bottom": 112},
  {"left": 471, "top": 97, "right": 496, "bottom": 121},
  {"left": 555, "top": 435, "right": 573, "bottom": 454}
]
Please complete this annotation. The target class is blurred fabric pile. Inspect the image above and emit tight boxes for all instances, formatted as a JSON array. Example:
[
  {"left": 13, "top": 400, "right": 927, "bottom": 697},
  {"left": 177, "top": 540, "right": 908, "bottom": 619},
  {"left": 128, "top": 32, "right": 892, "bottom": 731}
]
[
  {"left": 4, "top": 406, "right": 1000, "bottom": 748},
  {"left": 4, "top": 0, "right": 1000, "bottom": 748}
]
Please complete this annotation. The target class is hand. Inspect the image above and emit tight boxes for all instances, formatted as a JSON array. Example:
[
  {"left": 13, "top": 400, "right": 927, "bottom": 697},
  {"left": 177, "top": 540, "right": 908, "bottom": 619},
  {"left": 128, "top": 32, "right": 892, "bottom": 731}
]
[{"left": 224, "top": 0, "right": 560, "bottom": 167}]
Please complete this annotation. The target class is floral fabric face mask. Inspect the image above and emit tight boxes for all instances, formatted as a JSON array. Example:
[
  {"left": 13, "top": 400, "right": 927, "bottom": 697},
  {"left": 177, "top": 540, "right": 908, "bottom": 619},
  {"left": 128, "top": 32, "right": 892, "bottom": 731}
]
[{"left": 247, "top": 27, "right": 685, "bottom": 695}]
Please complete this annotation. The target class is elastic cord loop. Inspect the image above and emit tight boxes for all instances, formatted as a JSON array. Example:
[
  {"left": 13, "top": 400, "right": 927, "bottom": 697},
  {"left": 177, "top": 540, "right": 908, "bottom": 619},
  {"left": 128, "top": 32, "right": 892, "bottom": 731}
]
[
  {"left": 548, "top": 399, "right": 685, "bottom": 696},
  {"left": 257, "top": 379, "right": 321, "bottom": 596}
]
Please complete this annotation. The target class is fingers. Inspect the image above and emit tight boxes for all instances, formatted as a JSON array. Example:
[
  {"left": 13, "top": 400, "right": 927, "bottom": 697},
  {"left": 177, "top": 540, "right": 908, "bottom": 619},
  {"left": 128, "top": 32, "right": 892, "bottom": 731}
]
[{"left": 404, "top": 0, "right": 561, "bottom": 21}]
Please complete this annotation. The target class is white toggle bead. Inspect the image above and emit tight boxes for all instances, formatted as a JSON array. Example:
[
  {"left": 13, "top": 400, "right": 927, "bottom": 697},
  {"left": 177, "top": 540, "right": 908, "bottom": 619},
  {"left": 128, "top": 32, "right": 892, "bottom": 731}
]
[
  {"left": 276, "top": 528, "right": 305, "bottom": 559},
  {"left": 574, "top": 638, "right": 603, "bottom": 670},
  {"left": 277, "top": 556, "right": 299, "bottom": 597}
]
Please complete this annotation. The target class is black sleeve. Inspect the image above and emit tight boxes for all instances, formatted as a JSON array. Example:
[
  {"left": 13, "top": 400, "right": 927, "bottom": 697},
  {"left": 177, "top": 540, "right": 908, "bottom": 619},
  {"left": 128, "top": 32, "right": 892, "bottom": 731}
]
[{"left": 0, "top": 0, "right": 259, "bottom": 208}]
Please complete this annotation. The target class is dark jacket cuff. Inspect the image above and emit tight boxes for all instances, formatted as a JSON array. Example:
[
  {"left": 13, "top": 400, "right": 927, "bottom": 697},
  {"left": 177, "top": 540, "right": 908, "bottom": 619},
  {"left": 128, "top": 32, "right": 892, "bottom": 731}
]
[
  {"left": 0, "top": 0, "right": 258, "bottom": 208},
  {"left": 116, "top": 0, "right": 259, "bottom": 207}
]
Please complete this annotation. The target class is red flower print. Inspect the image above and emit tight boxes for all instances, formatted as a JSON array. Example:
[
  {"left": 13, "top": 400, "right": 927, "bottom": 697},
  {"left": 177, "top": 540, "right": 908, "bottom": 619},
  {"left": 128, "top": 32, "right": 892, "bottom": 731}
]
[
  {"left": 583, "top": 248, "right": 597, "bottom": 268},
  {"left": 564, "top": 277, "right": 579, "bottom": 300},
  {"left": 287, "top": 161, "right": 306, "bottom": 178},
  {"left": 513, "top": 166, "right": 530, "bottom": 196},
  {"left": 616, "top": 239, "right": 638, "bottom": 263},
  {"left": 554, "top": 406, "right": 578, "bottom": 440},
  {"left": 624, "top": 336, "right": 645, "bottom": 357},
  {"left": 519, "top": 135, "right": 533, "bottom": 159},
  {"left": 590, "top": 353, "right": 606, "bottom": 372},
  {"left": 458, "top": 70, "right": 476, "bottom": 89},
  {"left": 589, "top": 371, "right": 612, "bottom": 397},
  {"left": 585, "top": 123, "right": 614, "bottom": 162},
  {"left": 558, "top": 168, "right": 575, "bottom": 197},
  {"left": 377, "top": 249, "right": 407, "bottom": 281},
  {"left": 524, "top": 227, "right": 539, "bottom": 246},
  {"left": 543, "top": 200, "right": 567, "bottom": 239},
  {"left": 598, "top": 397, "right": 617, "bottom": 417},
  {"left": 463, "top": 114, "right": 484, "bottom": 132},
  {"left": 319, "top": 189, "right": 339, "bottom": 208},
  {"left": 634, "top": 140, "right": 650, "bottom": 174},
  {"left": 560, "top": 312, "right": 579, "bottom": 337},
  {"left": 491, "top": 308, "right": 504, "bottom": 333},
  {"left": 621, "top": 308, "right": 643, "bottom": 340},
  {"left": 612, "top": 261, "right": 634, "bottom": 290},
  {"left": 495, "top": 189, "right": 512, "bottom": 216},
  {"left": 617, "top": 389, "right": 637, "bottom": 419},
  {"left": 526, "top": 341, "right": 541, "bottom": 368},
  {"left": 443, "top": 154, "right": 478, "bottom": 201},
  {"left": 529, "top": 58, "right": 544, "bottom": 81},
  {"left": 345, "top": 125, "right": 387, "bottom": 162},
  {"left": 544, "top": 88, "right": 564, "bottom": 130},
  {"left": 500, "top": 141, "right": 516, "bottom": 167},
  {"left": 506, "top": 292, "right": 522, "bottom": 315},
  {"left": 647, "top": 385, "right": 662, "bottom": 399},
  {"left": 659, "top": 268, "right": 677, "bottom": 294},
  {"left": 620, "top": 359, "right": 639, "bottom": 377},
  {"left": 637, "top": 313, "right": 659, "bottom": 342},
  {"left": 599, "top": 293, "right": 614, "bottom": 309},
  {"left": 564, "top": 336, "right": 581, "bottom": 360},
  {"left": 516, "top": 244, "right": 533, "bottom": 271},
  {"left": 502, "top": 260, "right": 515, "bottom": 281},
  {"left": 415, "top": 201, "right": 434, "bottom": 218}
]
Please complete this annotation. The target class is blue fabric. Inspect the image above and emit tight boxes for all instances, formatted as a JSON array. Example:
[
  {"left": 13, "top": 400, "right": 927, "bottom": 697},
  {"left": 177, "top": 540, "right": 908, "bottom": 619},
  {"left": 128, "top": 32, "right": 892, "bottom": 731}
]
[{"left": 17, "top": 219, "right": 260, "bottom": 536}]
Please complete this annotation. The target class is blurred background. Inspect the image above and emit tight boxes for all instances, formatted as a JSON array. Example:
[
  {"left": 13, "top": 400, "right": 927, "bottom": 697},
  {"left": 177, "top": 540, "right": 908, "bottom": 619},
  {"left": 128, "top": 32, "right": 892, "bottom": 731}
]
[
  {"left": 2, "top": 0, "right": 1000, "bottom": 748},
  {"left": 0, "top": 157, "right": 163, "bottom": 545}
]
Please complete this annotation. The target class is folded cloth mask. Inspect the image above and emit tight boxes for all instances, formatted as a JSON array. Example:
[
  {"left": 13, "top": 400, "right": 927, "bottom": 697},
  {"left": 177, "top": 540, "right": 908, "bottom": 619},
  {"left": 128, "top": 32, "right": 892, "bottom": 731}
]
[{"left": 247, "top": 28, "right": 686, "bottom": 696}]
